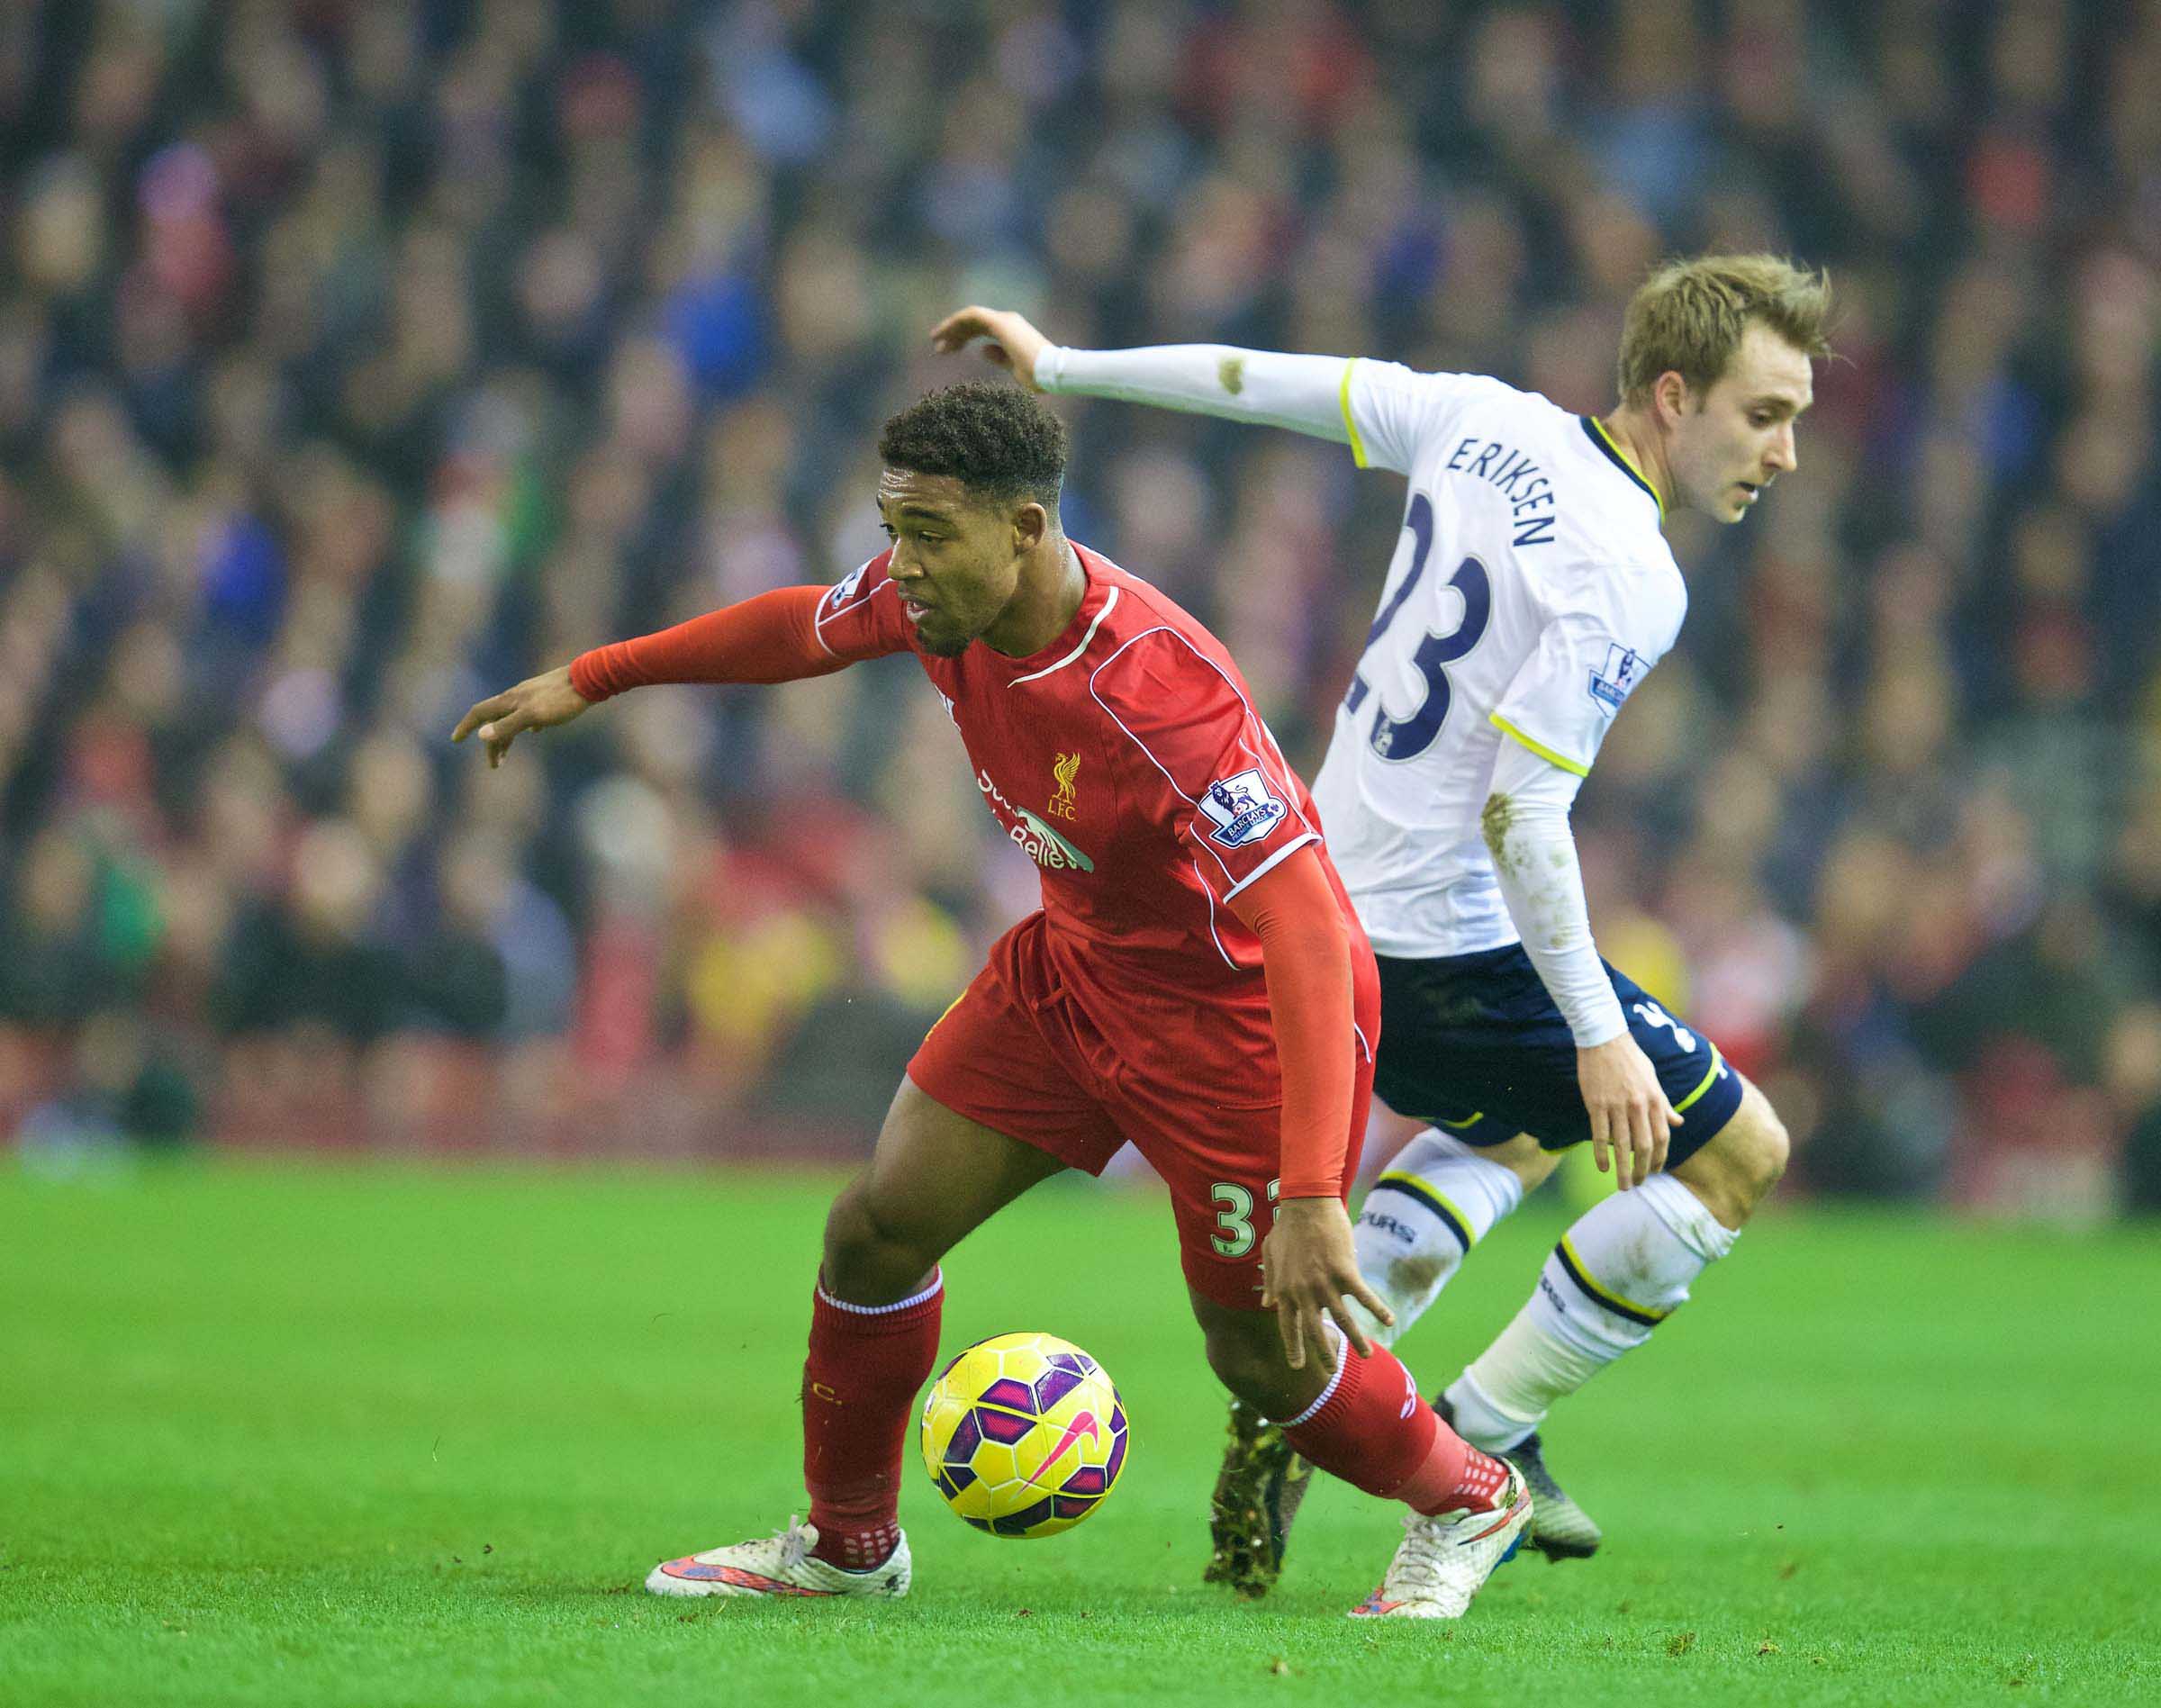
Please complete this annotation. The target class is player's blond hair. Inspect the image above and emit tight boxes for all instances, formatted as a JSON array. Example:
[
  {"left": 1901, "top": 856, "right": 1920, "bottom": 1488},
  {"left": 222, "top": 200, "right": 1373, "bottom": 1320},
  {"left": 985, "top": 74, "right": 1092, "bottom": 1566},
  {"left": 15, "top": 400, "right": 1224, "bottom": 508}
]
[{"left": 1616, "top": 254, "right": 1832, "bottom": 407}]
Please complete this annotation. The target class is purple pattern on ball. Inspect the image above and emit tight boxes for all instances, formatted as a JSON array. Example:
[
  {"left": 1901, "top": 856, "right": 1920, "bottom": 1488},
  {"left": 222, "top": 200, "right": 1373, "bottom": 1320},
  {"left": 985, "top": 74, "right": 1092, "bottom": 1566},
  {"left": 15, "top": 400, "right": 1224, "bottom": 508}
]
[
  {"left": 975, "top": 1405, "right": 1034, "bottom": 1444},
  {"left": 1053, "top": 1494, "right": 1098, "bottom": 1520},
  {"left": 937, "top": 1461, "right": 976, "bottom": 1496},
  {"left": 1060, "top": 1464, "right": 1107, "bottom": 1496},
  {"left": 1104, "top": 1424, "right": 1127, "bottom": 1482},
  {"left": 944, "top": 1411, "right": 981, "bottom": 1461},
  {"left": 1032, "top": 1366, "right": 1083, "bottom": 1411},
  {"left": 980, "top": 1378, "right": 1036, "bottom": 1414},
  {"left": 990, "top": 1495, "right": 1059, "bottom": 1536}
]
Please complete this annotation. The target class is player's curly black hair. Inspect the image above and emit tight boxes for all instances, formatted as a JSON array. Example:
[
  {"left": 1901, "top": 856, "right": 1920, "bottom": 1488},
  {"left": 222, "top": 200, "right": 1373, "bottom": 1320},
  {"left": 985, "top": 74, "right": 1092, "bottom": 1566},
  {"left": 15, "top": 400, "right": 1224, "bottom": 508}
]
[{"left": 877, "top": 382, "right": 1066, "bottom": 510}]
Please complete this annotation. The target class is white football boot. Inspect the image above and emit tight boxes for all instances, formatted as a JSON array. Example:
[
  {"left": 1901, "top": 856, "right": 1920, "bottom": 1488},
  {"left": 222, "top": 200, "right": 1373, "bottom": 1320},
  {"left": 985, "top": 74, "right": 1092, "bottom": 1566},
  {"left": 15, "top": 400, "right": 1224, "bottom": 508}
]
[
  {"left": 1347, "top": 1460, "right": 1533, "bottom": 1620},
  {"left": 645, "top": 1517, "right": 911, "bottom": 1600}
]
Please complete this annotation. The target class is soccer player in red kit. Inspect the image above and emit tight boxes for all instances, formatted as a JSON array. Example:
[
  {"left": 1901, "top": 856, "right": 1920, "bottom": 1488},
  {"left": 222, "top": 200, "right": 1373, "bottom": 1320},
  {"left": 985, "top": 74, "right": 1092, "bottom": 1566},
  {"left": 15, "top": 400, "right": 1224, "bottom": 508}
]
[{"left": 453, "top": 384, "right": 1530, "bottom": 1619}]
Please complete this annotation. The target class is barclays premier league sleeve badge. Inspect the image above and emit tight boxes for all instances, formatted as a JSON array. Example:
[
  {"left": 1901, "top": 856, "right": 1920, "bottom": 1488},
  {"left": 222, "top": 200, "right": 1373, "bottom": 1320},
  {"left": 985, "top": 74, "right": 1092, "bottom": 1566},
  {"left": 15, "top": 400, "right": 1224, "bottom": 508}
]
[
  {"left": 1200, "top": 769, "right": 1288, "bottom": 848},
  {"left": 1587, "top": 642, "right": 1643, "bottom": 714},
  {"left": 827, "top": 562, "right": 870, "bottom": 609}
]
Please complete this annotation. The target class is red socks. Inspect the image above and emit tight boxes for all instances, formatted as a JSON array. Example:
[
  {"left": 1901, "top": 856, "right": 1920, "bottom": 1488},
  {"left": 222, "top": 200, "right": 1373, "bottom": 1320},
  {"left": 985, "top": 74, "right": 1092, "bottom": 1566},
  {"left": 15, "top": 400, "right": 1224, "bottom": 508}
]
[
  {"left": 800, "top": 1277, "right": 1498, "bottom": 1569},
  {"left": 1279, "top": 1337, "right": 1511, "bottom": 1516},
  {"left": 1399, "top": 1424, "right": 1512, "bottom": 1514},
  {"left": 802, "top": 1271, "right": 944, "bottom": 1570}
]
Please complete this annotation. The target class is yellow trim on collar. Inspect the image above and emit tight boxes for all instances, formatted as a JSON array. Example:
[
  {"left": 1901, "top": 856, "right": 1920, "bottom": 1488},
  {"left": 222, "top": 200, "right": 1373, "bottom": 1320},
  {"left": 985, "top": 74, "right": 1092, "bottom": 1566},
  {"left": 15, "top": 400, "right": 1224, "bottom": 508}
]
[{"left": 1588, "top": 417, "right": 1665, "bottom": 520}]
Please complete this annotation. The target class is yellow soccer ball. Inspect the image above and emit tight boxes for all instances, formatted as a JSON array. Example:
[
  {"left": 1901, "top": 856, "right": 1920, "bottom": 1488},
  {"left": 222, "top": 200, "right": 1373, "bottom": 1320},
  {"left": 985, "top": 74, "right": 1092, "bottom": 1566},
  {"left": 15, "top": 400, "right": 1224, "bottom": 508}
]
[{"left": 919, "top": 1332, "right": 1129, "bottom": 1538}]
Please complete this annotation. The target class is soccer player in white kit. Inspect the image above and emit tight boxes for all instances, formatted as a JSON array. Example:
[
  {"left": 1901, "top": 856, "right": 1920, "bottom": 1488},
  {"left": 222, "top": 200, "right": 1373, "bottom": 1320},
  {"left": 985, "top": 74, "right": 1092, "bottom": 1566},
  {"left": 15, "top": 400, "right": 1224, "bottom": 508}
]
[{"left": 933, "top": 255, "right": 1830, "bottom": 1590}]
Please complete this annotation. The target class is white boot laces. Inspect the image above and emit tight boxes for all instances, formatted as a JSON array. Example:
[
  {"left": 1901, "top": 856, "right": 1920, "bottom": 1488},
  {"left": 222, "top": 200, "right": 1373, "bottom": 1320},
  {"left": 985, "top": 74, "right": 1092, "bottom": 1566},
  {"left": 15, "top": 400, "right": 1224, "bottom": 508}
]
[
  {"left": 1388, "top": 1511, "right": 1450, "bottom": 1595},
  {"left": 766, "top": 1514, "right": 816, "bottom": 1572}
]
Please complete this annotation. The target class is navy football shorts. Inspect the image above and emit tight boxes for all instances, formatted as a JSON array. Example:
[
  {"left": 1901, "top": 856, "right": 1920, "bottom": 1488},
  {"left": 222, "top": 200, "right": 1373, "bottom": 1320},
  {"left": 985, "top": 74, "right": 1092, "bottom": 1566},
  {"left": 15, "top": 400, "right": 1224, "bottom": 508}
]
[{"left": 1371, "top": 944, "right": 1745, "bottom": 1170}]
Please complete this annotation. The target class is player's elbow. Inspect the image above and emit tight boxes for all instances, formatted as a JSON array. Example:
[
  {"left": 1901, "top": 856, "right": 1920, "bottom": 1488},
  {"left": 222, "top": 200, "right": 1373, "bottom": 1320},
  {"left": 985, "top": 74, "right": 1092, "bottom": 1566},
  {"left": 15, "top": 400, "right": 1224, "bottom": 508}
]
[{"left": 1479, "top": 791, "right": 1514, "bottom": 862}]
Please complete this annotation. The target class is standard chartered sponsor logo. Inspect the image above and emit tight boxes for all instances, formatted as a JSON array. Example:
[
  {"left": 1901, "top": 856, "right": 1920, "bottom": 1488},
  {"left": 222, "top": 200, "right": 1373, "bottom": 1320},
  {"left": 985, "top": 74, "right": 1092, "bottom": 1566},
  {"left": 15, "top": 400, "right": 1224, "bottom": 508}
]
[
  {"left": 1015, "top": 809, "right": 1095, "bottom": 872},
  {"left": 978, "top": 769, "right": 1096, "bottom": 872}
]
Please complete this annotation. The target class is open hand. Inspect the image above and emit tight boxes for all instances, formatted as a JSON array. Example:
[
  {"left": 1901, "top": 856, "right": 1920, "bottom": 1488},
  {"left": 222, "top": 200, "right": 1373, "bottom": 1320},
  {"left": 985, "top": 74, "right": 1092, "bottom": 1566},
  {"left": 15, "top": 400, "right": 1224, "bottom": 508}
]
[
  {"left": 929, "top": 305, "right": 1053, "bottom": 390},
  {"left": 451, "top": 665, "right": 591, "bottom": 768},
  {"left": 1259, "top": 1196, "right": 1395, "bottom": 1374},
  {"left": 1576, "top": 1033, "right": 1680, "bottom": 1190}
]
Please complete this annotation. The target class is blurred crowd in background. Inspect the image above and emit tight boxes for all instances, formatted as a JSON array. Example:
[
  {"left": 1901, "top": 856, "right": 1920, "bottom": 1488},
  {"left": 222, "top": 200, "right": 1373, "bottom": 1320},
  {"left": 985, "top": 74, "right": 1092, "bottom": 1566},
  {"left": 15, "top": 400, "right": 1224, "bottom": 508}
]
[{"left": 4, "top": 0, "right": 2158, "bottom": 1215}]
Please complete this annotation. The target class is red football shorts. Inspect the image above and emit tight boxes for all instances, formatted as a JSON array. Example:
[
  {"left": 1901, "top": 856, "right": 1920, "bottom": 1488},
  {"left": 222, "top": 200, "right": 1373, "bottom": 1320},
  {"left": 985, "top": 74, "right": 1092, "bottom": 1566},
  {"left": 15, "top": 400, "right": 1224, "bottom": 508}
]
[{"left": 908, "top": 912, "right": 1379, "bottom": 1311}]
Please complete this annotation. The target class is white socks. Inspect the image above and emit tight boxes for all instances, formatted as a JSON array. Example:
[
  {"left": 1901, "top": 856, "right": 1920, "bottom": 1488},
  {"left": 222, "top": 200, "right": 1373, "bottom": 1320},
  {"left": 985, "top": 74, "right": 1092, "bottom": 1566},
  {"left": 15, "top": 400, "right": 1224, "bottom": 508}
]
[
  {"left": 1350, "top": 1128, "right": 1525, "bottom": 1347},
  {"left": 1443, "top": 1173, "right": 1737, "bottom": 1452},
  {"left": 1352, "top": 1136, "right": 1745, "bottom": 1453}
]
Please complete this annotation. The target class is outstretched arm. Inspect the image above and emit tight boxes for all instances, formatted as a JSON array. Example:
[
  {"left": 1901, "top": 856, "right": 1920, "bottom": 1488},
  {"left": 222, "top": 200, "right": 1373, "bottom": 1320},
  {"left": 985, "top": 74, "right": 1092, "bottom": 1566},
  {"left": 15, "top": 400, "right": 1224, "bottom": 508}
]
[
  {"left": 452, "top": 583, "right": 863, "bottom": 767},
  {"left": 1480, "top": 732, "right": 1679, "bottom": 1188},
  {"left": 569, "top": 583, "right": 850, "bottom": 697},
  {"left": 1225, "top": 845, "right": 1394, "bottom": 1373},
  {"left": 931, "top": 306, "right": 1354, "bottom": 444}
]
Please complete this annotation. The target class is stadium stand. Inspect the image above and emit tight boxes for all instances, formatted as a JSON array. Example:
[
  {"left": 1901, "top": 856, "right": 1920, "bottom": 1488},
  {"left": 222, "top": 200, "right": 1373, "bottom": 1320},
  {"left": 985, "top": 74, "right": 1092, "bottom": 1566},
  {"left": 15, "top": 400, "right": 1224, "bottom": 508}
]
[{"left": 1, "top": 0, "right": 2156, "bottom": 1213}]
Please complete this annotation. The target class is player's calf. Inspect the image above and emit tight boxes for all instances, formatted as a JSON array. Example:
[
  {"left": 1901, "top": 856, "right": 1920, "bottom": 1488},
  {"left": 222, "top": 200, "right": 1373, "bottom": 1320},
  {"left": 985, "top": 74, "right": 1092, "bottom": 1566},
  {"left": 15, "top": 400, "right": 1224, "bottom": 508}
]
[
  {"left": 1198, "top": 1302, "right": 1328, "bottom": 1422},
  {"left": 1352, "top": 1128, "right": 1546, "bottom": 1343},
  {"left": 1444, "top": 1170, "right": 1739, "bottom": 1450},
  {"left": 1193, "top": 1295, "right": 1521, "bottom": 1615},
  {"left": 798, "top": 1270, "right": 945, "bottom": 1573},
  {"left": 1205, "top": 1131, "right": 1547, "bottom": 1599}
]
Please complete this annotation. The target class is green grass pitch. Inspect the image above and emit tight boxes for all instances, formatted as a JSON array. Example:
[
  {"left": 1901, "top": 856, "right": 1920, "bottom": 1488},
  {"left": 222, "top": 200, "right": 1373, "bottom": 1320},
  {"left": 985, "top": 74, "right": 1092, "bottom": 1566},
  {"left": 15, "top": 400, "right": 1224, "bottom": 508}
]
[{"left": 3, "top": 1160, "right": 2156, "bottom": 1705}]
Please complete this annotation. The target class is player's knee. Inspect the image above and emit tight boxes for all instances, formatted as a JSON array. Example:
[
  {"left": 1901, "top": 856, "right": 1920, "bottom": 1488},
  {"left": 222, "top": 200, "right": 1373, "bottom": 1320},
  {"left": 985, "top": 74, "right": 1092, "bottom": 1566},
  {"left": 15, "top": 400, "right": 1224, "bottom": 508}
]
[
  {"left": 1737, "top": 1093, "right": 1790, "bottom": 1198},
  {"left": 1508, "top": 1142, "right": 1562, "bottom": 1192},
  {"left": 821, "top": 1180, "right": 938, "bottom": 1298},
  {"left": 818, "top": 1188, "right": 875, "bottom": 1283},
  {"left": 1701, "top": 1090, "right": 1787, "bottom": 1222}
]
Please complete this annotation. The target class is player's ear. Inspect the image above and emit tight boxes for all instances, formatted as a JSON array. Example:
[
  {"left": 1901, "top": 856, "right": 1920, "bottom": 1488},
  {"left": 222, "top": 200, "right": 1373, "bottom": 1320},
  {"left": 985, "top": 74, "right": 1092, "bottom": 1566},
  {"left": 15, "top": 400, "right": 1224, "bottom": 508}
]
[
  {"left": 1010, "top": 501, "right": 1049, "bottom": 554},
  {"left": 1653, "top": 369, "right": 1691, "bottom": 428}
]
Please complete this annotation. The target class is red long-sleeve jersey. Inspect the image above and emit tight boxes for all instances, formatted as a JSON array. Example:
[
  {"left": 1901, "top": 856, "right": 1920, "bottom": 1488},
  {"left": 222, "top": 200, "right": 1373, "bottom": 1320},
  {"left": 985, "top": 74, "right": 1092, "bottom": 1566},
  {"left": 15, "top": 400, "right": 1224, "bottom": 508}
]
[{"left": 572, "top": 544, "right": 1377, "bottom": 1197}]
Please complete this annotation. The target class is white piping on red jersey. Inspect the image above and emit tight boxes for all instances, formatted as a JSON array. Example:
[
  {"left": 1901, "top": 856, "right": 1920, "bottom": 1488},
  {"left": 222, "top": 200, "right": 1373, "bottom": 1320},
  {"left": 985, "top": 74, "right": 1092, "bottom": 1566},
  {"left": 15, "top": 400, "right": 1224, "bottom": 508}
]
[
  {"left": 1222, "top": 827, "right": 1322, "bottom": 902},
  {"left": 1090, "top": 626, "right": 1239, "bottom": 892},
  {"left": 811, "top": 557, "right": 891, "bottom": 655},
  {"left": 1089, "top": 625, "right": 1321, "bottom": 894},
  {"left": 1189, "top": 855, "right": 1242, "bottom": 972},
  {"left": 1008, "top": 586, "right": 1121, "bottom": 685}
]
